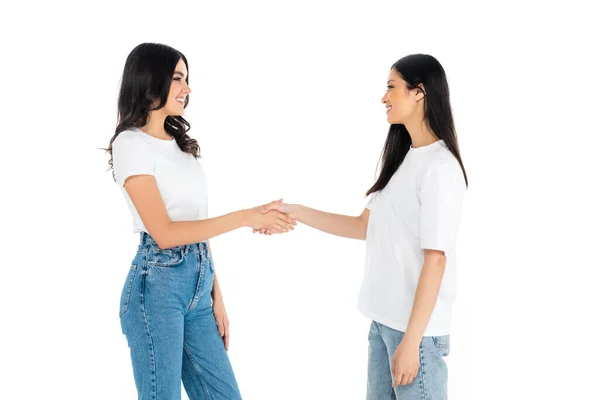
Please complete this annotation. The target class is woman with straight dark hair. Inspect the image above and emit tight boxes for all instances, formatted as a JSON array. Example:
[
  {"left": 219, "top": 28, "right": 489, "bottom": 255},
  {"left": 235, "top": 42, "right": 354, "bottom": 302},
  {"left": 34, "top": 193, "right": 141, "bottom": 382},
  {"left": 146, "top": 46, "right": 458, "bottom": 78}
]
[
  {"left": 106, "top": 43, "right": 296, "bottom": 399},
  {"left": 257, "top": 54, "right": 467, "bottom": 399}
]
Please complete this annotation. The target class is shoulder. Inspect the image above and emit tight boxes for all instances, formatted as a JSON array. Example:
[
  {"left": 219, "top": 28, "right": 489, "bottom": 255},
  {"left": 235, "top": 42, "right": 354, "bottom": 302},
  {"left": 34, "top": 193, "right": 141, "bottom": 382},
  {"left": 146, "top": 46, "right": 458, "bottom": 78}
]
[
  {"left": 420, "top": 145, "right": 465, "bottom": 191},
  {"left": 113, "top": 129, "right": 152, "bottom": 152}
]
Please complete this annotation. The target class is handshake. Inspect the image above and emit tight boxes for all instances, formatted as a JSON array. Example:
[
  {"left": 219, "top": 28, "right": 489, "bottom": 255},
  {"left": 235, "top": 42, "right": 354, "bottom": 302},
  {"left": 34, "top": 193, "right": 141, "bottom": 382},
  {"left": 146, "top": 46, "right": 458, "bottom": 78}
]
[{"left": 246, "top": 199, "right": 297, "bottom": 236}]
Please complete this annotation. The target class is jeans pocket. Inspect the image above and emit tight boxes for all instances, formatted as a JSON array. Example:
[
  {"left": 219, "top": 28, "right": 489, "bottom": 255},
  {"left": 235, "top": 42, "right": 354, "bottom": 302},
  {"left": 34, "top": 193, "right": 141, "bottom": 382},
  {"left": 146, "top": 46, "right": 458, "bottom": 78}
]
[
  {"left": 119, "top": 264, "right": 138, "bottom": 317},
  {"left": 148, "top": 248, "right": 185, "bottom": 267},
  {"left": 432, "top": 335, "right": 450, "bottom": 357}
]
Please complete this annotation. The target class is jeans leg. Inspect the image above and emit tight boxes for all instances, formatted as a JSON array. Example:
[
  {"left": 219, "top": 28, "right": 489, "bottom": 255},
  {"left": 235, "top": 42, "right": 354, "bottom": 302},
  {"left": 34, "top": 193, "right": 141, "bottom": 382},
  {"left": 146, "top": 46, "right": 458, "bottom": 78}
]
[
  {"left": 367, "top": 321, "right": 396, "bottom": 400},
  {"left": 181, "top": 254, "right": 241, "bottom": 400},
  {"left": 377, "top": 323, "right": 449, "bottom": 400},
  {"left": 181, "top": 305, "right": 242, "bottom": 400},
  {"left": 121, "top": 266, "right": 185, "bottom": 400}
]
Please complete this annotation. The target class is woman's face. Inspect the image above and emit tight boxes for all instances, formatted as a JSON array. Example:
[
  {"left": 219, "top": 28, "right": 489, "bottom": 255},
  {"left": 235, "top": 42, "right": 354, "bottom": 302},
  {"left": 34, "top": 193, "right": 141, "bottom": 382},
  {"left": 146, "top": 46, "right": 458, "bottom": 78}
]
[
  {"left": 381, "top": 69, "right": 424, "bottom": 124},
  {"left": 164, "top": 58, "right": 191, "bottom": 116}
]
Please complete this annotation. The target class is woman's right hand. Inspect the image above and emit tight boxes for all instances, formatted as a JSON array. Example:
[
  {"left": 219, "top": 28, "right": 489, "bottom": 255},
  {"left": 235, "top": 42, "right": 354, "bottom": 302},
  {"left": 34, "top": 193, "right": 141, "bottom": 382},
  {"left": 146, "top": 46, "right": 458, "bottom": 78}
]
[
  {"left": 253, "top": 203, "right": 298, "bottom": 235},
  {"left": 245, "top": 199, "right": 297, "bottom": 233}
]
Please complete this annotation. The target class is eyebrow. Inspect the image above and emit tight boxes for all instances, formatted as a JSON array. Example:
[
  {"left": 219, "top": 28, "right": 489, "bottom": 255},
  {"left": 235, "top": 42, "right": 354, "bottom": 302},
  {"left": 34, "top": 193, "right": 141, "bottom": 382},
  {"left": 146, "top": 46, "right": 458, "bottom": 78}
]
[
  {"left": 174, "top": 71, "right": 187, "bottom": 78},
  {"left": 387, "top": 79, "right": 396, "bottom": 84}
]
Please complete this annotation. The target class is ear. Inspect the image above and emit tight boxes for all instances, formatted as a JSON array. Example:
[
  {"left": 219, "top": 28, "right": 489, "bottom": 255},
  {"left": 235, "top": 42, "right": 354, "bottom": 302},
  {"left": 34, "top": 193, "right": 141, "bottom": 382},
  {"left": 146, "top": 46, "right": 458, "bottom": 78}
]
[{"left": 414, "top": 84, "right": 426, "bottom": 102}]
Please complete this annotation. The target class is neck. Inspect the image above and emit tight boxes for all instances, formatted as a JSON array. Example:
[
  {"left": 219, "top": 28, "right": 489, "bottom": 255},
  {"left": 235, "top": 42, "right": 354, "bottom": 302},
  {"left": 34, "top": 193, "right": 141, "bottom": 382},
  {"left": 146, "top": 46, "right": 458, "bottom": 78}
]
[
  {"left": 141, "top": 111, "right": 171, "bottom": 140},
  {"left": 404, "top": 117, "right": 438, "bottom": 148}
]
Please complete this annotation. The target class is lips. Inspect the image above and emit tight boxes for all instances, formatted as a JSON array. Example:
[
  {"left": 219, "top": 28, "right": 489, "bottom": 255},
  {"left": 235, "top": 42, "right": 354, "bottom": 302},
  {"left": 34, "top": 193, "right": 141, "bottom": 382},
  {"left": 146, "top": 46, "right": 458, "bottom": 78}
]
[
  {"left": 386, "top": 105, "right": 392, "bottom": 113},
  {"left": 175, "top": 97, "right": 186, "bottom": 105}
]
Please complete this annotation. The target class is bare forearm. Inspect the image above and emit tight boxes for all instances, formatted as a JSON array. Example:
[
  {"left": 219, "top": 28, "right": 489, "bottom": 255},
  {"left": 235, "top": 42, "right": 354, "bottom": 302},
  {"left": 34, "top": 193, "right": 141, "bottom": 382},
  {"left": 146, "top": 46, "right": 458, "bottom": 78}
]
[
  {"left": 291, "top": 204, "right": 366, "bottom": 240},
  {"left": 154, "top": 211, "right": 249, "bottom": 249},
  {"left": 403, "top": 254, "right": 446, "bottom": 345}
]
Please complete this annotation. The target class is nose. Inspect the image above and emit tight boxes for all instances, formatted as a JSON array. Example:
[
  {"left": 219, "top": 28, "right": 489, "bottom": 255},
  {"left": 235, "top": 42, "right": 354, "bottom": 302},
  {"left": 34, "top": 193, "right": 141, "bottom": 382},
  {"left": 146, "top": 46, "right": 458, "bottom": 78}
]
[
  {"left": 182, "top": 80, "right": 192, "bottom": 95},
  {"left": 381, "top": 92, "right": 388, "bottom": 104}
]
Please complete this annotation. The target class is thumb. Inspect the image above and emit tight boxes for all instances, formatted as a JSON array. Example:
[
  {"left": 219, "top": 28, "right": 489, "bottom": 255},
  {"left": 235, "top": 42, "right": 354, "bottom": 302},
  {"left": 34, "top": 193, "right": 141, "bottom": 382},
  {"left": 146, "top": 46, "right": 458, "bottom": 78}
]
[
  {"left": 217, "top": 318, "right": 225, "bottom": 336},
  {"left": 261, "top": 198, "right": 283, "bottom": 214}
]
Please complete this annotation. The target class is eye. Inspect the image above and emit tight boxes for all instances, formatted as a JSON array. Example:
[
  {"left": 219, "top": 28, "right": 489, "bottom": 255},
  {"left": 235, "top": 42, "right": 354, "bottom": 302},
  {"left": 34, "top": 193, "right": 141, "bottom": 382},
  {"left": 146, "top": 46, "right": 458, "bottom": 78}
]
[
  {"left": 387, "top": 85, "right": 393, "bottom": 90},
  {"left": 174, "top": 77, "right": 182, "bottom": 81}
]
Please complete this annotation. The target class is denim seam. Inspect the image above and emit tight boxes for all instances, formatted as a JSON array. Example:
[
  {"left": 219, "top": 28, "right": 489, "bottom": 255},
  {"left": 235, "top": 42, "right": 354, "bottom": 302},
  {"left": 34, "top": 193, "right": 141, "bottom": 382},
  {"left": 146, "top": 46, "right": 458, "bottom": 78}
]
[
  {"left": 183, "top": 343, "right": 211, "bottom": 399},
  {"left": 418, "top": 342, "right": 427, "bottom": 400},
  {"left": 147, "top": 248, "right": 185, "bottom": 268},
  {"left": 141, "top": 268, "right": 157, "bottom": 400},
  {"left": 186, "top": 254, "right": 205, "bottom": 314},
  {"left": 119, "top": 264, "right": 137, "bottom": 317}
]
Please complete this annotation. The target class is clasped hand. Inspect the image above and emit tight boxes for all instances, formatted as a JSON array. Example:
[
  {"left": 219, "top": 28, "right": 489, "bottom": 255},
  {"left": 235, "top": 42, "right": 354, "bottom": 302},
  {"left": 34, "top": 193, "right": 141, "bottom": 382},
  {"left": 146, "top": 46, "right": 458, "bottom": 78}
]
[{"left": 247, "top": 199, "right": 296, "bottom": 234}]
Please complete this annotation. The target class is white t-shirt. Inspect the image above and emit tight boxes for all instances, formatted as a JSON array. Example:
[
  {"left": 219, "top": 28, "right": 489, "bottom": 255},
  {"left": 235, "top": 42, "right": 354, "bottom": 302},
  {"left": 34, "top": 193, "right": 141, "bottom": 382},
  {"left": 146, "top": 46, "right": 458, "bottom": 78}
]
[
  {"left": 358, "top": 139, "right": 466, "bottom": 336},
  {"left": 112, "top": 128, "right": 209, "bottom": 233}
]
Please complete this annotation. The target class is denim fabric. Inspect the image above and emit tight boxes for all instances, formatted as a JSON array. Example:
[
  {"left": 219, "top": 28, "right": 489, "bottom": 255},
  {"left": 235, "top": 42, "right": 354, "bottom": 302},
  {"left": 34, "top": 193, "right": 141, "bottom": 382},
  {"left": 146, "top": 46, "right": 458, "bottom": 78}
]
[
  {"left": 120, "top": 232, "right": 242, "bottom": 400},
  {"left": 367, "top": 321, "right": 449, "bottom": 400}
]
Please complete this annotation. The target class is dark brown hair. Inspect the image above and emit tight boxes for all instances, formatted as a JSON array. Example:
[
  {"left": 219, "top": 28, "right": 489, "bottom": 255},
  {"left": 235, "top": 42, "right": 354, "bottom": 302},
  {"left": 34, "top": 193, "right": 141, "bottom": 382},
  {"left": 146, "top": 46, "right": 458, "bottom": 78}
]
[
  {"left": 104, "top": 43, "right": 200, "bottom": 180},
  {"left": 367, "top": 54, "right": 468, "bottom": 196}
]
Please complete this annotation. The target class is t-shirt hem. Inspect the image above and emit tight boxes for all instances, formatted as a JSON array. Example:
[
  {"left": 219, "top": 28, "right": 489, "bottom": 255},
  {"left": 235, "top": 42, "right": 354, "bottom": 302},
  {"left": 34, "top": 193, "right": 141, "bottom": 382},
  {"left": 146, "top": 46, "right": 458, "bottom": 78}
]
[
  {"left": 117, "top": 170, "right": 155, "bottom": 187},
  {"left": 358, "top": 306, "right": 451, "bottom": 337}
]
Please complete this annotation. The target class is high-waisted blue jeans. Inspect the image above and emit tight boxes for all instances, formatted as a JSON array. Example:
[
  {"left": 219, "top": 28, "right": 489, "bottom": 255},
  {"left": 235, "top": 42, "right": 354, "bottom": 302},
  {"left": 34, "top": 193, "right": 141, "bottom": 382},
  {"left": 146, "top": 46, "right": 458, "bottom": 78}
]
[{"left": 119, "top": 232, "right": 242, "bottom": 399}]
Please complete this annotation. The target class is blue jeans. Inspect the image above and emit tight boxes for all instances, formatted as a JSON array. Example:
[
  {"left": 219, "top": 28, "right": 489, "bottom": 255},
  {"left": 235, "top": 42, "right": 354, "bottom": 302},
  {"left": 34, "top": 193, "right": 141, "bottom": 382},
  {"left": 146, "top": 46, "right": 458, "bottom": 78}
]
[
  {"left": 119, "top": 232, "right": 242, "bottom": 400},
  {"left": 367, "top": 321, "right": 450, "bottom": 400}
]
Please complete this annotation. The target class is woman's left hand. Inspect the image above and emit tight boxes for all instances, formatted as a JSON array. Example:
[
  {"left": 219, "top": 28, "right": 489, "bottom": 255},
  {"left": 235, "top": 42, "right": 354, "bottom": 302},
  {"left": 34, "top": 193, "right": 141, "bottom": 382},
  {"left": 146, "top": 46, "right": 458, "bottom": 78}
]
[
  {"left": 213, "top": 297, "right": 230, "bottom": 351},
  {"left": 391, "top": 338, "right": 421, "bottom": 387}
]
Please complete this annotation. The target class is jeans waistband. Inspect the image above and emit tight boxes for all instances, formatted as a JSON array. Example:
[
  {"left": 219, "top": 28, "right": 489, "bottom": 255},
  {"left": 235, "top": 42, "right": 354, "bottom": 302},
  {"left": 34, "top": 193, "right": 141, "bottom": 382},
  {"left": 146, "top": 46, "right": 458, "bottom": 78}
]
[{"left": 139, "top": 231, "right": 207, "bottom": 255}]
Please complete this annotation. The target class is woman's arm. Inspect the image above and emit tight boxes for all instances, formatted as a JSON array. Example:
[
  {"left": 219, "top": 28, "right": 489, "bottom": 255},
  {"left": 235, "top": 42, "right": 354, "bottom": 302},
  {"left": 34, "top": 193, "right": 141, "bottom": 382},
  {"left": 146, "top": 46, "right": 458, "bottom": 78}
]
[
  {"left": 402, "top": 250, "right": 446, "bottom": 345},
  {"left": 207, "top": 240, "right": 230, "bottom": 350},
  {"left": 125, "top": 175, "right": 296, "bottom": 249},
  {"left": 391, "top": 250, "right": 446, "bottom": 386},
  {"left": 259, "top": 204, "right": 370, "bottom": 240}
]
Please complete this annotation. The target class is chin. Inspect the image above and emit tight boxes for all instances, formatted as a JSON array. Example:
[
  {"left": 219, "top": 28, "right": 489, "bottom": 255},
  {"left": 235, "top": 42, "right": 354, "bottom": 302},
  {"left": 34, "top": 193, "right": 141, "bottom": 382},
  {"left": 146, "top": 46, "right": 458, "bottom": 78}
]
[{"left": 167, "top": 108, "right": 185, "bottom": 117}]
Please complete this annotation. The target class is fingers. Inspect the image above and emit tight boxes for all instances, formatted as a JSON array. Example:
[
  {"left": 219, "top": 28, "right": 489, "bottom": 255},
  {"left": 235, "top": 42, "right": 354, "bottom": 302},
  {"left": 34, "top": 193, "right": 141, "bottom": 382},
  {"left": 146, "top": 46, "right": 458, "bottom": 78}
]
[
  {"left": 276, "top": 212, "right": 297, "bottom": 226},
  {"left": 401, "top": 373, "right": 410, "bottom": 386},
  {"left": 393, "top": 370, "right": 417, "bottom": 387},
  {"left": 267, "top": 224, "right": 286, "bottom": 234},
  {"left": 216, "top": 316, "right": 225, "bottom": 338},
  {"left": 393, "top": 372, "right": 402, "bottom": 387},
  {"left": 271, "top": 211, "right": 296, "bottom": 231},
  {"left": 224, "top": 318, "right": 230, "bottom": 351},
  {"left": 275, "top": 218, "right": 294, "bottom": 231}
]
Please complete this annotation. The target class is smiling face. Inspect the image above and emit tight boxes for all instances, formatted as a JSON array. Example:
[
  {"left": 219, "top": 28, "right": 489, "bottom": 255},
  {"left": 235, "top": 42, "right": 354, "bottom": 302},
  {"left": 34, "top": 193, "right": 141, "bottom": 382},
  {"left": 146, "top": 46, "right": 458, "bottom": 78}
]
[
  {"left": 164, "top": 58, "right": 191, "bottom": 116},
  {"left": 381, "top": 68, "right": 425, "bottom": 125}
]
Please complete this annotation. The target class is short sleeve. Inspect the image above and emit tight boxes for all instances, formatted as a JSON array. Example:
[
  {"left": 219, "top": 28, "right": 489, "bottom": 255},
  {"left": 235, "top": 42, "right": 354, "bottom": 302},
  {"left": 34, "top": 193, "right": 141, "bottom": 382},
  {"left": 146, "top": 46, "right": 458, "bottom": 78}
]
[
  {"left": 112, "top": 132, "right": 155, "bottom": 187},
  {"left": 365, "top": 191, "right": 378, "bottom": 210},
  {"left": 419, "top": 160, "right": 466, "bottom": 253}
]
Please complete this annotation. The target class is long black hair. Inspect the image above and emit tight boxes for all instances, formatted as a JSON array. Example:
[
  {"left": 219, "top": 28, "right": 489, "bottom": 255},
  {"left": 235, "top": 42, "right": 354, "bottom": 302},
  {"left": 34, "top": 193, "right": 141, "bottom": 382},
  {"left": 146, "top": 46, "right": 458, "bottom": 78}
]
[
  {"left": 366, "top": 54, "right": 468, "bottom": 196},
  {"left": 105, "top": 43, "right": 200, "bottom": 178}
]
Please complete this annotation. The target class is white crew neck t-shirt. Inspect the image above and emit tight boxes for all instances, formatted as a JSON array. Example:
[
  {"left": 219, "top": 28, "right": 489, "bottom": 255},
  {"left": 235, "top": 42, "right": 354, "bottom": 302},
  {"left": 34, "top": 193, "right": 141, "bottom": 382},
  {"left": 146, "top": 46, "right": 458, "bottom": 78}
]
[
  {"left": 111, "top": 128, "right": 208, "bottom": 233},
  {"left": 358, "top": 139, "right": 466, "bottom": 336}
]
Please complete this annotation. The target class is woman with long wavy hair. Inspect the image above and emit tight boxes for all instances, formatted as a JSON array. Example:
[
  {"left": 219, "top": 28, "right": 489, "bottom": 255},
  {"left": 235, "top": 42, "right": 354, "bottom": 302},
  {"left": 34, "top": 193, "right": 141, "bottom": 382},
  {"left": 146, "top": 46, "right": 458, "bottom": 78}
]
[
  {"left": 106, "top": 43, "right": 295, "bottom": 399},
  {"left": 258, "top": 54, "right": 467, "bottom": 399}
]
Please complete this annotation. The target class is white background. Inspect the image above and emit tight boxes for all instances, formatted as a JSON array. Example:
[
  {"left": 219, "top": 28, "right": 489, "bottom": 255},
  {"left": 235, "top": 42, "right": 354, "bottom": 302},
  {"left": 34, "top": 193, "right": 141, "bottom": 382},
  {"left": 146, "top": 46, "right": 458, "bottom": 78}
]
[{"left": 1, "top": 1, "right": 599, "bottom": 399}]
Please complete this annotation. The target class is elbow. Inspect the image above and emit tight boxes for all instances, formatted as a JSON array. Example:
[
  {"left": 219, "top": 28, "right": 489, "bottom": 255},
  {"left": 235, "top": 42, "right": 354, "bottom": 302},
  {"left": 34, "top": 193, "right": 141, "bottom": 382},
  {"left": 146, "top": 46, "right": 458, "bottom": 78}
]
[
  {"left": 148, "top": 225, "right": 172, "bottom": 250},
  {"left": 155, "top": 238, "right": 171, "bottom": 250}
]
